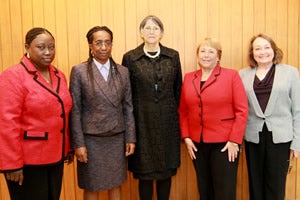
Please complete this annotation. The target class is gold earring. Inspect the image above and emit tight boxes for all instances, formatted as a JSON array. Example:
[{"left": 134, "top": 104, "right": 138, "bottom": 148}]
[{"left": 26, "top": 53, "right": 30, "bottom": 58}]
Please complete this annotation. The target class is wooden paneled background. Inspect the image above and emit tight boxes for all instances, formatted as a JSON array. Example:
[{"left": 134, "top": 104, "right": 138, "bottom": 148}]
[{"left": 0, "top": 0, "right": 299, "bottom": 199}]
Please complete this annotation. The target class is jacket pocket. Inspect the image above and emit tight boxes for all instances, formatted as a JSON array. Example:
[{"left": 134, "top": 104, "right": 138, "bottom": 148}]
[
  {"left": 24, "top": 131, "right": 48, "bottom": 140},
  {"left": 220, "top": 117, "right": 235, "bottom": 128}
]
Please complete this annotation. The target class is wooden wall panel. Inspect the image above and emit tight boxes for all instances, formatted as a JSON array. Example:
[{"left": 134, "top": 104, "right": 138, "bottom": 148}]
[
  {"left": 123, "top": 0, "right": 139, "bottom": 52},
  {"left": 1, "top": 0, "right": 300, "bottom": 199},
  {"left": 253, "top": 0, "right": 266, "bottom": 34},
  {"left": 54, "top": 0, "right": 69, "bottom": 75},
  {"left": 65, "top": 0, "right": 80, "bottom": 78},
  {"left": 287, "top": 0, "right": 299, "bottom": 67},
  {"left": 219, "top": 0, "right": 231, "bottom": 68},
  {"left": 231, "top": 0, "right": 243, "bottom": 70},
  {"left": 195, "top": 0, "right": 208, "bottom": 72},
  {"left": 242, "top": 0, "right": 254, "bottom": 69},
  {"left": 32, "top": 0, "right": 44, "bottom": 26},
  {"left": 207, "top": 0, "right": 220, "bottom": 39},
  {"left": 183, "top": 0, "right": 196, "bottom": 72},
  {"left": 20, "top": 0, "right": 34, "bottom": 34},
  {"left": 0, "top": 0, "right": 13, "bottom": 70},
  {"left": 9, "top": 0, "right": 23, "bottom": 63}
]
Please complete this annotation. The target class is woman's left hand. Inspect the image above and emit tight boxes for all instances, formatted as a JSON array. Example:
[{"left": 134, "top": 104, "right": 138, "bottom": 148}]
[
  {"left": 125, "top": 143, "right": 135, "bottom": 156},
  {"left": 5, "top": 169, "right": 24, "bottom": 185},
  {"left": 65, "top": 151, "right": 74, "bottom": 164},
  {"left": 221, "top": 141, "right": 239, "bottom": 162},
  {"left": 288, "top": 150, "right": 299, "bottom": 173},
  {"left": 292, "top": 150, "right": 299, "bottom": 158}
]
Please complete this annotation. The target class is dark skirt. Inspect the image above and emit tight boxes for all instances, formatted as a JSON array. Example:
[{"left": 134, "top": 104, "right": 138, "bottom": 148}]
[
  {"left": 77, "top": 133, "right": 126, "bottom": 191},
  {"left": 133, "top": 168, "right": 177, "bottom": 180}
]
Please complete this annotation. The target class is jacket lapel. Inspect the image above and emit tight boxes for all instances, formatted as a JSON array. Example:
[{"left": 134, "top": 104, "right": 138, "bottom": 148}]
[
  {"left": 200, "top": 66, "right": 220, "bottom": 92},
  {"left": 51, "top": 68, "right": 61, "bottom": 93},
  {"left": 191, "top": 65, "right": 220, "bottom": 96},
  {"left": 92, "top": 62, "right": 119, "bottom": 107},
  {"left": 264, "top": 65, "right": 279, "bottom": 116},
  {"left": 20, "top": 56, "right": 61, "bottom": 95},
  {"left": 192, "top": 70, "right": 202, "bottom": 97},
  {"left": 246, "top": 68, "right": 265, "bottom": 117}
]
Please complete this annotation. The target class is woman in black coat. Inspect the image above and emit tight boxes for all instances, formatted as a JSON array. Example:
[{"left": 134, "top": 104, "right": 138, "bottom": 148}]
[{"left": 122, "top": 15, "right": 182, "bottom": 200}]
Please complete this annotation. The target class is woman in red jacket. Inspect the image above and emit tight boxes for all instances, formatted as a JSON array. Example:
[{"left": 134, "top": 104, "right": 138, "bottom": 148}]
[
  {"left": 0, "top": 27, "right": 72, "bottom": 200},
  {"left": 178, "top": 37, "right": 248, "bottom": 200}
]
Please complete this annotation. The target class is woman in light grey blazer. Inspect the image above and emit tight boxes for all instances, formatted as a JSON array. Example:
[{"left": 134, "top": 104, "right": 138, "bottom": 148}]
[
  {"left": 70, "top": 26, "right": 136, "bottom": 200},
  {"left": 239, "top": 33, "right": 300, "bottom": 200}
]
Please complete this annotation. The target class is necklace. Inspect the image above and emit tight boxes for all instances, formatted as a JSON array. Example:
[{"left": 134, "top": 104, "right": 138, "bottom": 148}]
[
  {"left": 31, "top": 62, "right": 51, "bottom": 84},
  {"left": 39, "top": 72, "right": 51, "bottom": 83},
  {"left": 42, "top": 75, "right": 51, "bottom": 83},
  {"left": 143, "top": 46, "right": 160, "bottom": 58}
]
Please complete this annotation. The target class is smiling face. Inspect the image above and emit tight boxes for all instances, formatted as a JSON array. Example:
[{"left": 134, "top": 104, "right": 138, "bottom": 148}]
[
  {"left": 197, "top": 44, "right": 219, "bottom": 70},
  {"left": 25, "top": 33, "right": 55, "bottom": 68},
  {"left": 89, "top": 30, "right": 112, "bottom": 64},
  {"left": 252, "top": 37, "right": 274, "bottom": 67},
  {"left": 140, "top": 19, "right": 163, "bottom": 45}
]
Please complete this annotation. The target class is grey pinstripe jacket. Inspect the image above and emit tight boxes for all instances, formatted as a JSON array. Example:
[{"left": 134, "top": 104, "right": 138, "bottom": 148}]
[{"left": 69, "top": 59, "right": 136, "bottom": 148}]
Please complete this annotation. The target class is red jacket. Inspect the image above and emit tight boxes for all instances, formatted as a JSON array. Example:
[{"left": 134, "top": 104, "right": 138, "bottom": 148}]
[
  {"left": 178, "top": 65, "right": 248, "bottom": 144},
  {"left": 0, "top": 56, "right": 72, "bottom": 171}
]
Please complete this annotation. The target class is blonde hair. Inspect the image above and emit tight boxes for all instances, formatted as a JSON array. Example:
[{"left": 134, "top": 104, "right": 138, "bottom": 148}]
[{"left": 197, "top": 37, "right": 222, "bottom": 60}]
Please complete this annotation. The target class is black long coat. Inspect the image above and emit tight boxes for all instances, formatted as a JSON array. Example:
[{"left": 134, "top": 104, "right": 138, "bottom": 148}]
[{"left": 122, "top": 44, "right": 182, "bottom": 178}]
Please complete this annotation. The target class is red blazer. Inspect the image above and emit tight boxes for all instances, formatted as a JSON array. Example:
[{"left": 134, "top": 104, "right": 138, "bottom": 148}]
[
  {"left": 178, "top": 65, "right": 248, "bottom": 144},
  {"left": 0, "top": 56, "right": 72, "bottom": 171}
]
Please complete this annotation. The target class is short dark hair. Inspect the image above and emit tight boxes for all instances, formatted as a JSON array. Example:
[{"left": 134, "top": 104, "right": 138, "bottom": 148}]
[
  {"left": 25, "top": 27, "right": 54, "bottom": 45},
  {"left": 86, "top": 26, "right": 113, "bottom": 44}
]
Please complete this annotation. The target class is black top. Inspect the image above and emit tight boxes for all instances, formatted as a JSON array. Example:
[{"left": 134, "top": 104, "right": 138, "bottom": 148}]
[{"left": 254, "top": 65, "right": 275, "bottom": 113}]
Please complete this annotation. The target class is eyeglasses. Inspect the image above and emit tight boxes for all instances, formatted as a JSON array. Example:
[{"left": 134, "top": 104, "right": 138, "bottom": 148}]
[
  {"left": 143, "top": 26, "right": 160, "bottom": 33},
  {"left": 93, "top": 40, "right": 112, "bottom": 47}
]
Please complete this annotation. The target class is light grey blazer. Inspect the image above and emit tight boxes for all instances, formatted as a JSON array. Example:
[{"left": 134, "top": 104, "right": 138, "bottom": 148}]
[{"left": 239, "top": 64, "right": 300, "bottom": 151}]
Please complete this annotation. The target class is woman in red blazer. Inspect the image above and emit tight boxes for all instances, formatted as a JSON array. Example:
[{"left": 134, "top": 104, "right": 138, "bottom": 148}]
[
  {"left": 178, "top": 37, "right": 248, "bottom": 200},
  {"left": 0, "top": 28, "right": 72, "bottom": 200}
]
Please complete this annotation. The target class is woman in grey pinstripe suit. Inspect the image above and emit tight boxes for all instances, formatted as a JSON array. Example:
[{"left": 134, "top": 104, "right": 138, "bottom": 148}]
[{"left": 70, "top": 26, "right": 136, "bottom": 200}]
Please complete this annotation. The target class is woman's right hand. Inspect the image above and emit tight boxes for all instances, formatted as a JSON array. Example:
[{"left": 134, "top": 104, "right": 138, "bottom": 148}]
[
  {"left": 184, "top": 138, "right": 197, "bottom": 160},
  {"left": 75, "top": 147, "right": 88, "bottom": 163},
  {"left": 5, "top": 169, "right": 24, "bottom": 185}
]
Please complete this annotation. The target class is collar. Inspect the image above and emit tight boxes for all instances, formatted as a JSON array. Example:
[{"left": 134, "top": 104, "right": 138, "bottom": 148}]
[
  {"left": 93, "top": 58, "right": 110, "bottom": 70},
  {"left": 194, "top": 64, "right": 222, "bottom": 78},
  {"left": 20, "top": 55, "right": 58, "bottom": 75}
]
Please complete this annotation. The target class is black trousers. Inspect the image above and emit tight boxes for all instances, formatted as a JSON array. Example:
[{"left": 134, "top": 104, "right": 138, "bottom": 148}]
[
  {"left": 245, "top": 124, "right": 290, "bottom": 200},
  {"left": 5, "top": 163, "right": 64, "bottom": 200},
  {"left": 193, "top": 142, "right": 239, "bottom": 200}
]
